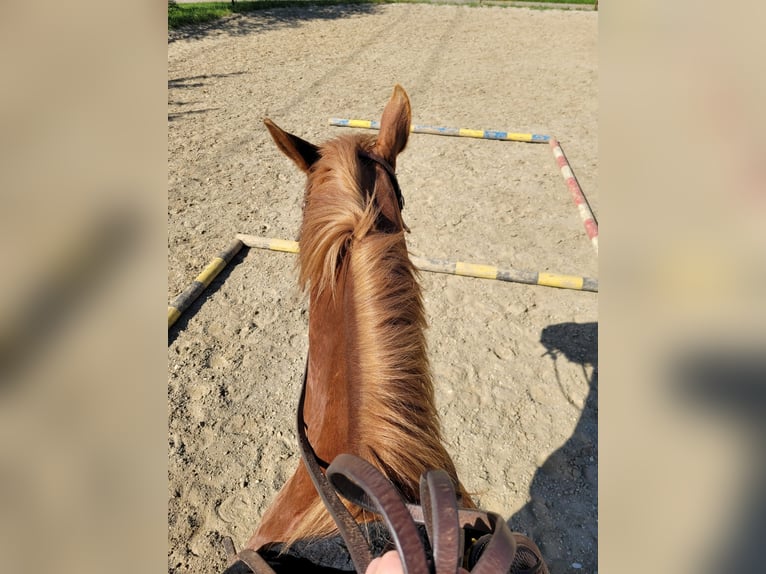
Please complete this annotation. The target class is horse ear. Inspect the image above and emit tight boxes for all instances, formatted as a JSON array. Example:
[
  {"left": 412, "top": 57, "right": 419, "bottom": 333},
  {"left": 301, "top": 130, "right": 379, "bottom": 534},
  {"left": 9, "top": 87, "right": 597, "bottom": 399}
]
[
  {"left": 264, "top": 118, "right": 320, "bottom": 173},
  {"left": 374, "top": 85, "right": 411, "bottom": 166}
]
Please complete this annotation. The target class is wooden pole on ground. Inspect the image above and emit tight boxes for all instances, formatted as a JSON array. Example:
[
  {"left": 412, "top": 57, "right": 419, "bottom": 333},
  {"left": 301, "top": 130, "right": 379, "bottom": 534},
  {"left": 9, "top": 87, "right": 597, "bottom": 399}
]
[
  {"left": 549, "top": 138, "right": 599, "bottom": 254},
  {"left": 329, "top": 118, "right": 550, "bottom": 143},
  {"left": 168, "top": 238, "right": 244, "bottom": 328},
  {"left": 235, "top": 234, "right": 598, "bottom": 292}
]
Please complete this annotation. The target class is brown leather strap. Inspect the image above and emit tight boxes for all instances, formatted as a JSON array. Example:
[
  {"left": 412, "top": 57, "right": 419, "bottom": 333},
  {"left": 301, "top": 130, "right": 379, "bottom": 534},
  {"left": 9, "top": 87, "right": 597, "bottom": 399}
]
[
  {"left": 406, "top": 503, "right": 493, "bottom": 534},
  {"left": 419, "top": 470, "right": 462, "bottom": 573},
  {"left": 509, "top": 534, "right": 550, "bottom": 574},
  {"left": 296, "top": 358, "right": 373, "bottom": 572},
  {"left": 328, "top": 454, "right": 429, "bottom": 574},
  {"left": 237, "top": 549, "right": 278, "bottom": 574},
  {"left": 357, "top": 150, "right": 405, "bottom": 211},
  {"left": 221, "top": 537, "right": 277, "bottom": 574},
  {"left": 468, "top": 512, "right": 517, "bottom": 574},
  {"left": 223, "top": 536, "right": 238, "bottom": 566}
]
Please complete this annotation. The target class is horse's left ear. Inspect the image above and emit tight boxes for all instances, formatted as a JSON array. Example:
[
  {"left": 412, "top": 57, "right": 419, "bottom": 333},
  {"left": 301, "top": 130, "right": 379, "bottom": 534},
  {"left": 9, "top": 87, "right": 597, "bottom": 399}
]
[
  {"left": 264, "top": 118, "right": 320, "bottom": 173},
  {"left": 374, "top": 85, "right": 411, "bottom": 167}
]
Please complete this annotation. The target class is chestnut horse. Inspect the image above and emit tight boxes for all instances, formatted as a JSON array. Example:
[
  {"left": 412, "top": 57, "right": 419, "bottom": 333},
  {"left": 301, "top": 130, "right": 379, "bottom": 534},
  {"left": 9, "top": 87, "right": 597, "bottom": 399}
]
[{"left": 245, "top": 85, "right": 474, "bottom": 554}]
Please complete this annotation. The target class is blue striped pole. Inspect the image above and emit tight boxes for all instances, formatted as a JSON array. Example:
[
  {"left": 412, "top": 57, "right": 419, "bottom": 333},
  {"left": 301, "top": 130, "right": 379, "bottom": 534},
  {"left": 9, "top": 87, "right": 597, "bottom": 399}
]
[{"left": 329, "top": 118, "right": 550, "bottom": 143}]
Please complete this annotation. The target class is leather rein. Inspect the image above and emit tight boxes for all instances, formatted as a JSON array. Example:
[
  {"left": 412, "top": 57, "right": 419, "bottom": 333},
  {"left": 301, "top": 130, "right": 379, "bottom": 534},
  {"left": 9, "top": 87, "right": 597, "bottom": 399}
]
[{"left": 357, "top": 150, "right": 405, "bottom": 212}]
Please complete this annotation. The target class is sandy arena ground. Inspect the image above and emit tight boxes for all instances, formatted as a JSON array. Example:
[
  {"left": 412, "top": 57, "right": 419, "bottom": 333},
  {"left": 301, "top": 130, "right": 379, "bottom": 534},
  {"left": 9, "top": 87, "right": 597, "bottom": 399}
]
[{"left": 168, "top": 5, "right": 597, "bottom": 573}]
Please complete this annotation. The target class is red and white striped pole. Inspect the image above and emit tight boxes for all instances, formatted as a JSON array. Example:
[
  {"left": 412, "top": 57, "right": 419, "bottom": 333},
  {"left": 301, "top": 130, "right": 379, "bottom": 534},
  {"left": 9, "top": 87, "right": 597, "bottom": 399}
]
[{"left": 550, "top": 138, "right": 598, "bottom": 254}]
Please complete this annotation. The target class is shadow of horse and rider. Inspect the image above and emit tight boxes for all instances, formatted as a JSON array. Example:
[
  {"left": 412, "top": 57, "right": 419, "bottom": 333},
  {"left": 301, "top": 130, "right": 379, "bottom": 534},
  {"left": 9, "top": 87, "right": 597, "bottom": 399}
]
[{"left": 508, "top": 321, "right": 598, "bottom": 573}]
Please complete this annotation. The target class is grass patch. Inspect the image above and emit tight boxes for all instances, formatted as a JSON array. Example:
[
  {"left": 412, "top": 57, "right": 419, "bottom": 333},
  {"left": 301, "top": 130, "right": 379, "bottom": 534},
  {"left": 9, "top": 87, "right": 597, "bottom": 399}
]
[
  {"left": 169, "top": 1, "right": 377, "bottom": 29},
  {"left": 506, "top": 0, "right": 594, "bottom": 3},
  {"left": 169, "top": 3, "right": 231, "bottom": 28},
  {"left": 169, "top": 0, "right": 596, "bottom": 30}
]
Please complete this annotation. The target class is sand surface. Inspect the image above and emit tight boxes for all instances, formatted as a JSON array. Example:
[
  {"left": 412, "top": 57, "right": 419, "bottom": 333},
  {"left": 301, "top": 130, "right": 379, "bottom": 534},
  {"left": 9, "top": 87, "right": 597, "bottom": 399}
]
[{"left": 168, "top": 5, "right": 597, "bottom": 573}]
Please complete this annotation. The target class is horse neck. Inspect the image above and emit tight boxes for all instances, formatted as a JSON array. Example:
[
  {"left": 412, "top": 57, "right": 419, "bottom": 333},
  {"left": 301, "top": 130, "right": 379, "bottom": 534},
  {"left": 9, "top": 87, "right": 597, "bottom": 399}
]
[
  {"left": 303, "top": 263, "right": 356, "bottom": 464},
  {"left": 304, "top": 232, "right": 461, "bottom": 502}
]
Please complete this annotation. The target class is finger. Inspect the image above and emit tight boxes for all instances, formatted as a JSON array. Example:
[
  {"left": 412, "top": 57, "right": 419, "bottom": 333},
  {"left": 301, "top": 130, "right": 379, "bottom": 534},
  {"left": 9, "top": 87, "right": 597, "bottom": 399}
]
[
  {"left": 379, "top": 550, "right": 404, "bottom": 574},
  {"left": 366, "top": 556, "right": 383, "bottom": 574}
]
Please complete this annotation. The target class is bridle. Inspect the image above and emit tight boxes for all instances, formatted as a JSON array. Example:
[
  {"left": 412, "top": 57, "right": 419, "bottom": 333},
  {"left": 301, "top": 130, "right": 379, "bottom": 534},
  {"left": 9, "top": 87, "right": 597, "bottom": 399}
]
[{"left": 357, "top": 149, "right": 405, "bottom": 212}]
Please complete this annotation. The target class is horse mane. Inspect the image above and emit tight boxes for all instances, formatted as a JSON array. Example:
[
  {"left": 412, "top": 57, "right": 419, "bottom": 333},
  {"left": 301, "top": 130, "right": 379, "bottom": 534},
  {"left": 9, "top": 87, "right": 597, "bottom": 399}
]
[
  {"left": 284, "top": 134, "right": 470, "bottom": 545},
  {"left": 297, "top": 134, "right": 376, "bottom": 296}
]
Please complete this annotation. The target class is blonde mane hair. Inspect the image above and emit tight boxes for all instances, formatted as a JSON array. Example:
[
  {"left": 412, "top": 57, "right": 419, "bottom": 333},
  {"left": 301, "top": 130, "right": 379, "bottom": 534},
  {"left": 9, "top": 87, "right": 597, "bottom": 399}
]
[{"left": 284, "top": 134, "right": 471, "bottom": 545}]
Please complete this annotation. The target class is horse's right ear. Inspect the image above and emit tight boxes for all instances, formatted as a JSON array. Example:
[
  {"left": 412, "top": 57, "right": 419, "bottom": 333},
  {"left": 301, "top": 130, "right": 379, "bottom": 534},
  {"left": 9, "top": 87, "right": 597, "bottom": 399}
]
[
  {"left": 374, "top": 84, "right": 411, "bottom": 167},
  {"left": 264, "top": 118, "right": 320, "bottom": 173}
]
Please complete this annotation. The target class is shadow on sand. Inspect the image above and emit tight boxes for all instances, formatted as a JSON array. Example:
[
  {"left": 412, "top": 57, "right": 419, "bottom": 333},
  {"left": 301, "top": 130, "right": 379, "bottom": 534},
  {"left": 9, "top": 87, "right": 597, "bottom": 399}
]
[{"left": 508, "top": 321, "right": 598, "bottom": 573}]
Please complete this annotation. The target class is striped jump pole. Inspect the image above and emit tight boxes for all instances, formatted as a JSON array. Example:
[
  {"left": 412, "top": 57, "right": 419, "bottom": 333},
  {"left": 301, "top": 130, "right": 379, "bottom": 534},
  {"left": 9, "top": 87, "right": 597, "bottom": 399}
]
[
  {"left": 329, "top": 118, "right": 550, "bottom": 144},
  {"left": 235, "top": 234, "right": 597, "bottom": 292},
  {"left": 409, "top": 255, "right": 597, "bottom": 292},
  {"left": 550, "top": 138, "right": 599, "bottom": 254},
  {"left": 168, "top": 238, "right": 244, "bottom": 328}
]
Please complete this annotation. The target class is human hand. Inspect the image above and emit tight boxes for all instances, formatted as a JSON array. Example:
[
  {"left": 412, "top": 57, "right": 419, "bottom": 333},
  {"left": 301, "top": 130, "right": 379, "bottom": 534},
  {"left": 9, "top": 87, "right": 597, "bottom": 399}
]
[{"left": 365, "top": 550, "right": 404, "bottom": 574}]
